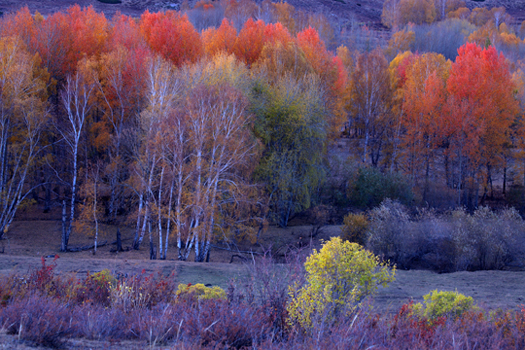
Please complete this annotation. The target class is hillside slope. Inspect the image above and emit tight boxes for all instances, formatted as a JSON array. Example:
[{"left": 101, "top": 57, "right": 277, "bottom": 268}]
[{"left": 1, "top": 0, "right": 524, "bottom": 30}]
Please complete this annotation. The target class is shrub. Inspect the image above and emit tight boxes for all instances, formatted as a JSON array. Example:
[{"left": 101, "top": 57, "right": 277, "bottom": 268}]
[
  {"left": 176, "top": 283, "right": 227, "bottom": 301},
  {"left": 347, "top": 167, "right": 413, "bottom": 209},
  {"left": 235, "top": 246, "right": 308, "bottom": 339},
  {"left": 187, "top": 300, "right": 270, "bottom": 348},
  {"left": 450, "top": 207, "right": 519, "bottom": 271},
  {"left": 414, "top": 290, "right": 476, "bottom": 320},
  {"left": 110, "top": 271, "right": 177, "bottom": 309},
  {"left": 367, "top": 199, "right": 415, "bottom": 268},
  {"left": 75, "top": 269, "right": 116, "bottom": 306},
  {"left": 130, "top": 305, "right": 179, "bottom": 345},
  {"left": 71, "top": 305, "right": 133, "bottom": 341},
  {"left": 287, "top": 237, "right": 395, "bottom": 328},
  {"left": 341, "top": 212, "right": 369, "bottom": 245},
  {"left": 0, "top": 295, "right": 72, "bottom": 347},
  {"left": 110, "top": 280, "right": 150, "bottom": 310}
]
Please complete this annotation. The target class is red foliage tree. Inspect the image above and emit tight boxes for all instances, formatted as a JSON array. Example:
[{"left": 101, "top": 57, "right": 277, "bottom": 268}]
[
  {"left": 233, "top": 18, "right": 267, "bottom": 66},
  {"left": 446, "top": 43, "right": 518, "bottom": 202},
  {"left": 140, "top": 10, "right": 203, "bottom": 67}
]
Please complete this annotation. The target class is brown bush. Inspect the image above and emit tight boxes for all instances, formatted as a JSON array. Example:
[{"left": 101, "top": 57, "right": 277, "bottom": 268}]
[{"left": 341, "top": 212, "right": 369, "bottom": 245}]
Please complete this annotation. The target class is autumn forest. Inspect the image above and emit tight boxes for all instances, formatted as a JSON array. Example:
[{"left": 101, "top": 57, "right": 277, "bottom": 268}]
[
  {"left": 1, "top": 0, "right": 525, "bottom": 263},
  {"left": 2, "top": 0, "right": 525, "bottom": 348}
]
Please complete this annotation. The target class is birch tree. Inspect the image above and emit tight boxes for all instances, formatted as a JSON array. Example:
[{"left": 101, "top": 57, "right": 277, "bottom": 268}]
[
  {"left": 132, "top": 56, "right": 179, "bottom": 251},
  {"left": 59, "top": 60, "right": 95, "bottom": 251},
  {"left": 183, "top": 84, "right": 256, "bottom": 262},
  {"left": 350, "top": 49, "right": 392, "bottom": 165}
]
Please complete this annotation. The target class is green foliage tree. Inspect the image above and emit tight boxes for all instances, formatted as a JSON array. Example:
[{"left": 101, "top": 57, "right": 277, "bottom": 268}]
[
  {"left": 347, "top": 167, "right": 413, "bottom": 209},
  {"left": 252, "top": 73, "right": 327, "bottom": 227},
  {"left": 287, "top": 237, "right": 395, "bottom": 328}
]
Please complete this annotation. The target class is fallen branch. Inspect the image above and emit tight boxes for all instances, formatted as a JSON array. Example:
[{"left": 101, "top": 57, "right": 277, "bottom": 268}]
[
  {"left": 67, "top": 241, "right": 108, "bottom": 252},
  {"left": 209, "top": 244, "right": 263, "bottom": 256},
  {"left": 230, "top": 254, "right": 248, "bottom": 263},
  {"left": 67, "top": 237, "right": 134, "bottom": 253}
]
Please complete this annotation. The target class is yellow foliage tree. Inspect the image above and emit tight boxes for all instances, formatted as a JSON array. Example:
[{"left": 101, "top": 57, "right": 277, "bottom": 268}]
[
  {"left": 0, "top": 37, "right": 49, "bottom": 238},
  {"left": 287, "top": 237, "right": 395, "bottom": 328}
]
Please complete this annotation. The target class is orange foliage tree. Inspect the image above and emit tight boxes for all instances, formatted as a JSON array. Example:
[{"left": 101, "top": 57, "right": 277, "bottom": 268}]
[
  {"left": 400, "top": 53, "right": 450, "bottom": 196},
  {"left": 108, "top": 13, "right": 145, "bottom": 51},
  {"left": 202, "top": 18, "right": 237, "bottom": 57},
  {"left": 233, "top": 18, "right": 268, "bottom": 66}
]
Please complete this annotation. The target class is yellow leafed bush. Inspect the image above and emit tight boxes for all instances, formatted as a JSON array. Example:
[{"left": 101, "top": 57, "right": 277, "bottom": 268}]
[
  {"left": 287, "top": 237, "right": 395, "bottom": 328},
  {"left": 176, "top": 283, "right": 227, "bottom": 301}
]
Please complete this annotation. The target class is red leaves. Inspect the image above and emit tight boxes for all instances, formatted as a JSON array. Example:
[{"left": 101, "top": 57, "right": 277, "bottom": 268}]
[
  {"left": 108, "top": 13, "right": 144, "bottom": 51},
  {"left": 232, "top": 19, "right": 297, "bottom": 67},
  {"left": 140, "top": 10, "right": 203, "bottom": 67},
  {"left": 233, "top": 18, "right": 267, "bottom": 66},
  {"left": 296, "top": 27, "right": 328, "bottom": 72}
]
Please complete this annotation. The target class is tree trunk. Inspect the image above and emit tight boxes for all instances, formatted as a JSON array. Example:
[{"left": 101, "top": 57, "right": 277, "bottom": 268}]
[
  {"left": 116, "top": 227, "right": 122, "bottom": 252},
  {"left": 149, "top": 220, "right": 156, "bottom": 260},
  {"left": 61, "top": 200, "right": 67, "bottom": 252},
  {"left": 93, "top": 176, "right": 98, "bottom": 255},
  {"left": 66, "top": 142, "right": 79, "bottom": 251},
  {"left": 133, "top": 192, "right": 143, "bottom": 250},
  {"left": 157, "top": 166, "right": 164, "bottom": 260},
  {"left": 503, "top": 166, "right": 507, "bottom": 196}
]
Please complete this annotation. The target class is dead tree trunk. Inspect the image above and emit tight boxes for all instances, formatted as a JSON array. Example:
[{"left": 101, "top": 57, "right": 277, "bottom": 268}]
[{"left": 116, "top": 227, "right": 122, "bottom": 252}]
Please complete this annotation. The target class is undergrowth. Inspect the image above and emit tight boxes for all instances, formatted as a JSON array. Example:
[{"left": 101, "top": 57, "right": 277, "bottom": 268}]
[{"left": 0, "top": 254, "right": 523, "bottom": 349}]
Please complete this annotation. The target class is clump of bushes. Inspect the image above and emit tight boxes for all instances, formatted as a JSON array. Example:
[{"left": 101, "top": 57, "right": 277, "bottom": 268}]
[
  {"left": 2, "top": 295, "right": 72, "bottom": 347},
  {"left": 366, "top": 200, "right": 525, "bottom": 271},
  {"left": 75, "top": 269, "right": 116, "bottom": 306},
  {"left": 110, "top": 271, "right": 177, "bottom": 309}
]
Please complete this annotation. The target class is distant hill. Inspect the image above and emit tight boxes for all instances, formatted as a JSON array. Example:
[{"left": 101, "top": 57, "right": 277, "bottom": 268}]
[{"left": 0, "top": 0, "right": 524, "bottom": 30}]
